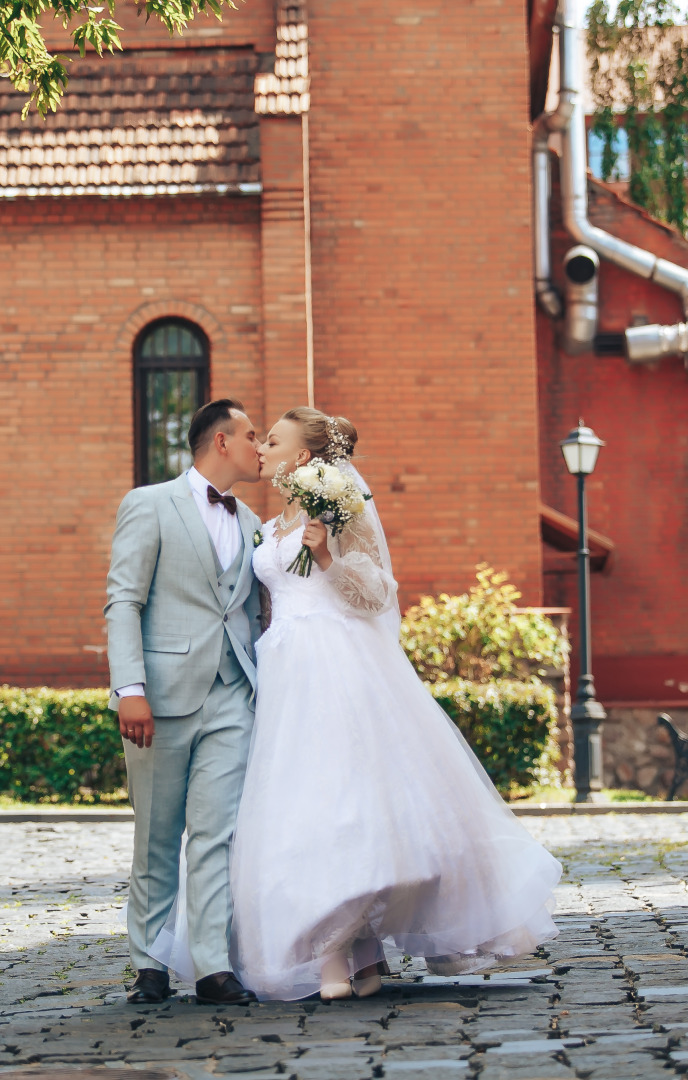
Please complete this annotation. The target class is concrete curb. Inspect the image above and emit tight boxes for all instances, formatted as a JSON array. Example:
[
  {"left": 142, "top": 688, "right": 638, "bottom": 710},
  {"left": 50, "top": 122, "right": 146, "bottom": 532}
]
[
  {"left": 2, "top": 802, "right": 688, "bottom": 822},
  {"left": 511, "top": 801, "right": 688, "bottom": 816},
  {"left": 0, "top": 808, "right": 135, "bottom": 822}
]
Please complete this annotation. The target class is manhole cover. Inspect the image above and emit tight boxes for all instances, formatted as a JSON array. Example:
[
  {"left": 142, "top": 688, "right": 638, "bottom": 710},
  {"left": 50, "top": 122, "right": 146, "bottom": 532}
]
[{"left": 0, "top": 1071, "right": 178, "bottom": 1080}]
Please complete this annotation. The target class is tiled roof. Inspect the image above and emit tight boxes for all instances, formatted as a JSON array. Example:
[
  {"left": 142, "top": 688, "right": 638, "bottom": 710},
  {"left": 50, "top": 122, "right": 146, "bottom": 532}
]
[
  {"left": 254, "top": 0, "right": 309, "bottom": 116},
  {"left": 0, "top": 48, "right": 261, "bottom": 198}
]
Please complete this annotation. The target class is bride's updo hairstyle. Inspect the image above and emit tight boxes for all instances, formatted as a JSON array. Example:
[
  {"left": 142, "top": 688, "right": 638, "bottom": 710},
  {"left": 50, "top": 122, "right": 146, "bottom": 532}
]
[{"left": 282, "top": 407, "right": 358, "bottom": 464}]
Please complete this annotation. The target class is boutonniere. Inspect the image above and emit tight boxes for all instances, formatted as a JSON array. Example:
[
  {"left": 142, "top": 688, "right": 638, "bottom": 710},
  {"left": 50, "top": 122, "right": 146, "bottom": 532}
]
[{"left": 253, "top": 529, "right": 264, "bottom": 548}]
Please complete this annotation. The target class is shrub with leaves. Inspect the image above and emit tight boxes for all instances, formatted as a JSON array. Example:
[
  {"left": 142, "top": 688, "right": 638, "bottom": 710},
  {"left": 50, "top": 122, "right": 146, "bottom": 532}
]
[
  {"left": 400, "top": 565, "right": 567, "bottom": 794},
  {"left": 401, "top": 564, "right": 568, "bottom": 685},
  {"left": 0, "top": 685, "right": 126, "bottom": 802},
  {"left": 428, "top": 678, "right": 560, "bottom": 795}
]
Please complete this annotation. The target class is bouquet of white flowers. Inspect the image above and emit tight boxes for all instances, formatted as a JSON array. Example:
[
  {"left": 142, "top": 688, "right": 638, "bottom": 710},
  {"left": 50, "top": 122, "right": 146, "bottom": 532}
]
[{"left": 272, "top": 458, "right": 372, "bottom": 576}]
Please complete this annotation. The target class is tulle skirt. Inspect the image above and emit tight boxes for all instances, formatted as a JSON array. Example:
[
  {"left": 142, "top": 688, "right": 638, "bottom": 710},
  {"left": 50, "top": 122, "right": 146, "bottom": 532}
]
[{"left": 222, "top": 610, "right": 561, "bottom": 1000}]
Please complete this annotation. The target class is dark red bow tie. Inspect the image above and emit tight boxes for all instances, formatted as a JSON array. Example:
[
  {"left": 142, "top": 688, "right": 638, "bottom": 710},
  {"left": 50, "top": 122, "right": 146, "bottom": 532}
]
[{"left": 207, "top": 485, "right": 237, "bottom": 514}]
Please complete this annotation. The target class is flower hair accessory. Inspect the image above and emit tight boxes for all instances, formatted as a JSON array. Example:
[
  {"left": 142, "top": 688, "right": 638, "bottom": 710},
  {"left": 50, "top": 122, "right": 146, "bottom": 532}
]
[{"left": 325, "top": 416, "right": 351, "bottom": 461}]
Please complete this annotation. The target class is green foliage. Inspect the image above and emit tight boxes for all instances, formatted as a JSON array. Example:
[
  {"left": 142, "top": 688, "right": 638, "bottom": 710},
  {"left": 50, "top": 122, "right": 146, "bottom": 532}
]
[
  {"left": 400, "top": 564, "right": 568, "bottom": 685},
  {"left": 587, "top": 0, "right": 688, "bottom": 233},
  {"left": 0, "top": 0, "right": 238, "bottom": 118},
  {"left": 0, "top": 685, "right": 126, "bottom": 802},
  {"left": 400, "top": 565, "right": 567, "bottom": 795},
  {"left": 428, "top": 678, "right": 561, "bottom": 796}
]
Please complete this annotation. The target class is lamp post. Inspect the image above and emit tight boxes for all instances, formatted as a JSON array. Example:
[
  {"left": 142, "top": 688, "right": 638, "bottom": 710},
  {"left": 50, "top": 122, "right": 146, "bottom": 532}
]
[{"left": 560, "top": 420, "right": 607, "bottom": 803}]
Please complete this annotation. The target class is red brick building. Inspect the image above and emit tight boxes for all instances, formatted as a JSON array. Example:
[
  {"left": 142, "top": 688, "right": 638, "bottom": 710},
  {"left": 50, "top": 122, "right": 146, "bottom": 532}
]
[{"left": 1, "top": 0, "right": 687, "bottom": 774}]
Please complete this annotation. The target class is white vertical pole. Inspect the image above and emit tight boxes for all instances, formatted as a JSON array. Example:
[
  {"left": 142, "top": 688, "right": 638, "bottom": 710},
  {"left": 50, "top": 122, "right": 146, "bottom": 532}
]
[{"left": 302, "top": 109, "right": 315, "bottom": 408}]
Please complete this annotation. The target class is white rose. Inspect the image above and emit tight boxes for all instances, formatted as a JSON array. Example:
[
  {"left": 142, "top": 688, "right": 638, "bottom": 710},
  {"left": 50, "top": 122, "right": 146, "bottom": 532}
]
[
  {"left": 293, "top": 464, "right": 320, "bottom": 491},
  {"left": 345, "top": 490, "right": 366, "bottom": 514},
  {"left": 320, "top": 468, "right": 348, "bottom": 498}
]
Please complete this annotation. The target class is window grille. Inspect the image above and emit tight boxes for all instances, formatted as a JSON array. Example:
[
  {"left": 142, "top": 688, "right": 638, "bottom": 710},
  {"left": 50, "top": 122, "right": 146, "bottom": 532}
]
[{"left": 134, "top": 319, "right": 209, "bottom": 485}]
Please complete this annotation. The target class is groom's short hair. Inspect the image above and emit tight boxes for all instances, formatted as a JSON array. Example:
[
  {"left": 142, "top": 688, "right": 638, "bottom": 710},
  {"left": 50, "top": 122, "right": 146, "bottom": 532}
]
[{"left": 188, "top": 398, "right": 245, "bottom": 457}]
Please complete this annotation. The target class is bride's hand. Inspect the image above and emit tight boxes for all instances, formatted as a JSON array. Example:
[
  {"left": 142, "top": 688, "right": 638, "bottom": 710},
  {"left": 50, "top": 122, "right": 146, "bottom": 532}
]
[{"left": 302, "top": 519, "right": 333, "bottom": 570}]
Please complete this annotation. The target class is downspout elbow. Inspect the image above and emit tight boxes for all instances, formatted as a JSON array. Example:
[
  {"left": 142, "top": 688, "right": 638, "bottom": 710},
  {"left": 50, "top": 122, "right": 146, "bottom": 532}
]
[
  {"left": 625, "top": 322, "right": 688, "bottom": 364},
  {"left": 536, "top": 278, "right": 564, "bottom": 318}
]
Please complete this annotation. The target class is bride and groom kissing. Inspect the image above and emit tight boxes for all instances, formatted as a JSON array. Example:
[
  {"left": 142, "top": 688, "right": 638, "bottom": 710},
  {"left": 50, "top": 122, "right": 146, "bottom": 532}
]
[{"left": 106, "top": 398, "right": 562, "bottom": 1007}]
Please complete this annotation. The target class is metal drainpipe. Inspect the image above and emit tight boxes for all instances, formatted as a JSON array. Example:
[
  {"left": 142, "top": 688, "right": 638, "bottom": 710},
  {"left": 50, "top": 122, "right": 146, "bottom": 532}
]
[
  {"left": 534, "top": 117, "right": 562, "bottom": 317},
  {"left": 562, "top": 245, "right": 600, "bottom": 353},
  {"left": 555, "top": 0, "right": 688, "bottom": 365},
  {"left": 532, "top": 27, "right": 575, "bottom": 319}
]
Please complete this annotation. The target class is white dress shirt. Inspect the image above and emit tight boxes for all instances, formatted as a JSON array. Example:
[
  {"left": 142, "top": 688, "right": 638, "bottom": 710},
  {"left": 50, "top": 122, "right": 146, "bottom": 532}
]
[
  {"left": 186, "top": 465, "right": 242, "bottom": 572},
  {"left": 117, "top": 467, "right": 241, "bottom": 699}
]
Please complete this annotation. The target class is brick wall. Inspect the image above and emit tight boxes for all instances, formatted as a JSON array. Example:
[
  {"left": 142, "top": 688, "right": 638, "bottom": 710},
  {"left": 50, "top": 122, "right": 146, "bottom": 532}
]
[
  {"left": 2, "top": 0, "right": 551, "bottom": 685},
  {"left": 307, "top": 0, "right": 544, "bottom": 611},
  {"left": 0, "top": 195, "right": 263, "bottom": 685},
  {"left": 539, "top": 162, "right": 688, "bottom": 703},
  {"left": 259, "top": 116, "right": 310, "bottom": 521}
]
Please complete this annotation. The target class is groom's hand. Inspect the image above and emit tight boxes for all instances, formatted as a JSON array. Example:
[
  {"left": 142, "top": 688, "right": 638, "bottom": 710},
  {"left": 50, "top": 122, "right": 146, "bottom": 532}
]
[{"left": 119, "top": 696, "right": 155, "bottom": 749}]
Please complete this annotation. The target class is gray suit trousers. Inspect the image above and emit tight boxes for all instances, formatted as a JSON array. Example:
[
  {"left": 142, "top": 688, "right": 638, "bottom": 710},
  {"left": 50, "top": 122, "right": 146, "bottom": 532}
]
[{"left": 124, "top": 670, "right": 254, "bottom": 980}]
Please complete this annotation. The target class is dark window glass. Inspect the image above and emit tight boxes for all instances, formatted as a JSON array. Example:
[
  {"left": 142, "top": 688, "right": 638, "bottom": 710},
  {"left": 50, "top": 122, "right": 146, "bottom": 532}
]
[{"left": 134, "top": 319, "right": 209, "bottom": 485}]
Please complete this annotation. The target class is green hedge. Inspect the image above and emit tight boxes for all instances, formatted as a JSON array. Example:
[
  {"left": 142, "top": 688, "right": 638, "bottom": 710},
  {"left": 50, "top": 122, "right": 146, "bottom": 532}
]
[
  {"left": 428, "top": 677, "right": 560, "bottom": 795},
  {"left": 1, "top": 670, "right": 560, "bottom": 804},
  {"left": 0, "top": 686, "right": 126, "bottom": 803}
]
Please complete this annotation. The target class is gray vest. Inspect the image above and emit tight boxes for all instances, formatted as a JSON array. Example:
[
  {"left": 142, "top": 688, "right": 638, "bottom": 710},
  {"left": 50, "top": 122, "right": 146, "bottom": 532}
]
[{"left": 210, "top": 539, "right": 247, "bottom": 685}]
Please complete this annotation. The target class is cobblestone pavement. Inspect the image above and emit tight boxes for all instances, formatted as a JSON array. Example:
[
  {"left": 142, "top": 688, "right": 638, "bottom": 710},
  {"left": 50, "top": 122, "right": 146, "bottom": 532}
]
[{"left": 3, "top": 815, "right": 688, "bottom": 1078}]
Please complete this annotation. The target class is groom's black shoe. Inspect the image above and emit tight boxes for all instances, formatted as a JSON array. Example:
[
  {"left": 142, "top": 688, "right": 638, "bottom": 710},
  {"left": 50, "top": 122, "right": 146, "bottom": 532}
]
[
  {"left": 127, "top": 968, "right": 174, "bottom": 1004},
  {"left": 195, "top": 971, "right": 257, "bottom": 1005}
]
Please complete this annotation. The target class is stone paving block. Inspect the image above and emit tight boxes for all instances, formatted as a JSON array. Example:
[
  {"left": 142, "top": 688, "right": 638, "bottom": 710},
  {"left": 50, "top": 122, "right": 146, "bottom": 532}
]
[
  {"left": 476, "top": 1064, "right": 572, "bottom": 1079},
  {"left": 564, "top": 1048, "right": 671, "bottom": 1078},
  {"left": 384, "top": 1045, "right": 473, "bottom": 1062},
  {"left": 276, "top": 1060, "right": 374, "bottom": 1080},
  {"left": 475, "top": 1025, "right": 556, "bottom": 1041},
  {"left": 213, "top": 1045, "right": 291, "bottom": 1068},
  {"left": 383, "top": 1066, "right": 468, "bottom": 1077},
  {"left": 556, "top": 990, "right": 630, "bottom": 1006},
  {"left": 637, "top": 1001, "right": 688, "bottom": 1025},
  {"left": 0, "top": 1071, "right": 182, "bottom": 1079},
  {"left": 170, "top": 1066, "right": 217, "bottom": 1080},
  {"left": 214, "top": 1071, "right": 289, "bottom": 1079},
  {"left": 553, "top": 1011, "right": 644, "bottom": 1036}
]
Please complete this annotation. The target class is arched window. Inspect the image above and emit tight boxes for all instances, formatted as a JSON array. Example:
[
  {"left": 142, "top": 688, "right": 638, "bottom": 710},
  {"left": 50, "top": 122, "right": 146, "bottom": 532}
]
[{"left": 134, "top": 318, "right": 209, "bottom": 485}]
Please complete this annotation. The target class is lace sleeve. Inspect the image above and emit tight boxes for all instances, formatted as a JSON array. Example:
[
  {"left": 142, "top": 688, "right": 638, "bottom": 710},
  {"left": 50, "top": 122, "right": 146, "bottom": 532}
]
[{"left": 323, "top": 512, "right": 398, "bottom": 617}]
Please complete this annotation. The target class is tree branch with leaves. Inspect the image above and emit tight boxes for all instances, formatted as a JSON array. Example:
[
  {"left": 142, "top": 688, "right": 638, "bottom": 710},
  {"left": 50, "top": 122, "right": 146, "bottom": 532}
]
[
  {"left": 587, "top": 0, "right": 688, "bottom": 234},
  {"left": 0, "top": 0, "right": 237, "bottom": 118}
]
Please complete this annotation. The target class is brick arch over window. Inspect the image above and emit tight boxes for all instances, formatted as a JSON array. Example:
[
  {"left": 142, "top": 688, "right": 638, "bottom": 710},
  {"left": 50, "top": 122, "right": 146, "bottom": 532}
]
[
  {"left": 114, "top": 300, "right": 226, "bottom": 357},
  {"left": 134, "top": 317, "right": 210, "bottom": 486}
]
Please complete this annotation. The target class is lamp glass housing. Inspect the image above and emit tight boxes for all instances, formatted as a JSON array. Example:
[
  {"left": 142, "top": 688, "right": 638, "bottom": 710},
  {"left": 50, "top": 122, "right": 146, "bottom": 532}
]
[{"left": 560, "top": 424, "right": 604, "bottom": 476}]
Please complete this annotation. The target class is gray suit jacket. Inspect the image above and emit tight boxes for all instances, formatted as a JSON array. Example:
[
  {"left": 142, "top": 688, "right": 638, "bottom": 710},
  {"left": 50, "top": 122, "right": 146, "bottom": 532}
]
[{"left": 105, "top": 472, "right": 262, "bottom": 718}]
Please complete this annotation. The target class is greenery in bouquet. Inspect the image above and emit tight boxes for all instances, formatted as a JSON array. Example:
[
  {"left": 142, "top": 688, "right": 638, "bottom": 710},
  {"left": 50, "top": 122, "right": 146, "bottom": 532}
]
[{"left": 272, "top": 459, "right": 371, "bottom": 576}]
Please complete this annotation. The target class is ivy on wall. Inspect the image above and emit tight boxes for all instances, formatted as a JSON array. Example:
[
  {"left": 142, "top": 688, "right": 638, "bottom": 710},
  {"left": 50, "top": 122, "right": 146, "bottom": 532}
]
[{"left": 587, "top": 0, "right": 688, "bottom": 233}]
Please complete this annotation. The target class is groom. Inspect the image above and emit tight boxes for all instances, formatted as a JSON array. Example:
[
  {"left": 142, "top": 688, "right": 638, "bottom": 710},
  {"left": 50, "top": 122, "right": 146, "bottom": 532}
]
[{"left": 105, "top": 398, "right": 263, "bottom": 1005}]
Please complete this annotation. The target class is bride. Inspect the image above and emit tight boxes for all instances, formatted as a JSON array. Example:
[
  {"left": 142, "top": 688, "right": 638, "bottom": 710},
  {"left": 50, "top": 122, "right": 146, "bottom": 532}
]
[{"left": 154, "top": 406, "right": 562, "bottom": 1002}]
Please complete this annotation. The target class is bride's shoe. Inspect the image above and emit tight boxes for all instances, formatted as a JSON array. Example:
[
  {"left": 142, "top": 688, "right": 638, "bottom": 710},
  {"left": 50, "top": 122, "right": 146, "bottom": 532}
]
[
  {"left": 351, "top": 961, "right": 382, "bottom": 998},
  {"left": 320, "top": 952, "right": 352, "bottom": 1001},
  {"left": 320, "top": 980, "right": 352, "bottom": 1000},
  {"left": 352, "top": 973, "right": 382, "bottom": 998}
]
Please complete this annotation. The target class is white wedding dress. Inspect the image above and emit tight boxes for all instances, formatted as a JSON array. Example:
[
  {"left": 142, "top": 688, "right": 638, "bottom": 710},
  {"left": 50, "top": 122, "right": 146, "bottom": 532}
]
[{"left": 152, "top": 494, "right": 562, "bottom": 1000}]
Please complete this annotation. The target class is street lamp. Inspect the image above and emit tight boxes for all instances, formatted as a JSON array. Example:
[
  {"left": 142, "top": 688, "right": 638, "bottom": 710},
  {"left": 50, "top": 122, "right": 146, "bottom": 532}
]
[{"left": 560, "top": 420, "right": 607, "bottom": 803}]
